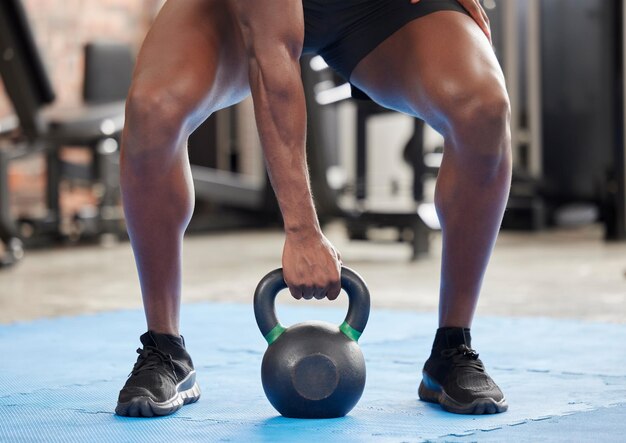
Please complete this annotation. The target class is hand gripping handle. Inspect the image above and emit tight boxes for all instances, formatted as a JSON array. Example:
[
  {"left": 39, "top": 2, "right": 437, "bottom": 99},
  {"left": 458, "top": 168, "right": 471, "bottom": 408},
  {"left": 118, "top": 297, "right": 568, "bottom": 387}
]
[{"left": 253, "top": 266, "right": 371, "bottom": 345}]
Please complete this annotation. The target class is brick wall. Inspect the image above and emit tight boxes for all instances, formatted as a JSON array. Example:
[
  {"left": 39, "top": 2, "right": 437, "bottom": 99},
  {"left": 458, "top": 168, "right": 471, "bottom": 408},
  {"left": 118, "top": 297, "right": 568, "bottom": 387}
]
[{"left": 0, "top": 0, "right": 163, "bottom": 118}]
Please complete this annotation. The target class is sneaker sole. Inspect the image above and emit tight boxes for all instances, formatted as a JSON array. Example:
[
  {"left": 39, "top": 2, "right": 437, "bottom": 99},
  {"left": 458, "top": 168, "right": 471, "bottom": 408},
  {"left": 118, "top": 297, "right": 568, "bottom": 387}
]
[
  {"left": 418, "top": 372, "right": 508, "bottom": 415},
  {"left": 115, "top": 370, "right": 201, "bottom": 417}
]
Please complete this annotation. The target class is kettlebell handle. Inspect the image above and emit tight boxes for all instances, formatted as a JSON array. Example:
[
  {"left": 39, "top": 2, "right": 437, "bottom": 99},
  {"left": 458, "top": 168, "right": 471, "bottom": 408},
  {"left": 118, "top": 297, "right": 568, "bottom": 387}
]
[{"left": 254, "top": 266, "right": 371, "bottom": 345}]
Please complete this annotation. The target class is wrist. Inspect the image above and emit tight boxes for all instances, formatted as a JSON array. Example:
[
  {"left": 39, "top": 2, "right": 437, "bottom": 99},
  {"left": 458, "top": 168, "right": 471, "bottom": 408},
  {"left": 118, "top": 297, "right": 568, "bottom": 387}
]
[
  {"left": 281, "top": 202, "right": 321, "bottom": 238},
  {"left": 284, "top": 223, "right": 322, "bottom": 239}
]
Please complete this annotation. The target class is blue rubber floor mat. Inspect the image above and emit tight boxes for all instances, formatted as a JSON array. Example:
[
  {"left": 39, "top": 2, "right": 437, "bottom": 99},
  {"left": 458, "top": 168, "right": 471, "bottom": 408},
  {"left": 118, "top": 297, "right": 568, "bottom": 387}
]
[{"left": 1, "top": 302, "right": 625, "bottom": 442}]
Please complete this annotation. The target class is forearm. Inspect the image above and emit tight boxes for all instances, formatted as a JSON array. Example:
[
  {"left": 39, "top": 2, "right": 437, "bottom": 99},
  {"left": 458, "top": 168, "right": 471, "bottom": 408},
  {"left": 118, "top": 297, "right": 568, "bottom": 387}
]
[
  {"left": 248, "top": 53, "right": 320, "bottom": 234},
  {"left": 232, "top": 0, "right": 318, "bottom": 234},
  {"left": 231, "top": 0, "right": 340, "bottom": 300}
]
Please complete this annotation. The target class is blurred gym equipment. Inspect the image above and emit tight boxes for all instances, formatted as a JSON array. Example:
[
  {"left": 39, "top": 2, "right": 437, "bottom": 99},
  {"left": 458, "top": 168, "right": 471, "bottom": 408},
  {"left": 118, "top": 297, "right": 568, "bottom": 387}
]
[
  {"left": 301, "top": 55, "right": 441, "bottom": 260},
  {"left": 187, "top": 97, "right": 279, "bottom": 231},
  {"left": 0, "top": 0, "right": 128, "bottom": 267},
  {"left": 490, "top": 0, "right": 626, "bottom": 239},
  {"left": 4, "top": 0, "right": 624, "bottom": 268}
]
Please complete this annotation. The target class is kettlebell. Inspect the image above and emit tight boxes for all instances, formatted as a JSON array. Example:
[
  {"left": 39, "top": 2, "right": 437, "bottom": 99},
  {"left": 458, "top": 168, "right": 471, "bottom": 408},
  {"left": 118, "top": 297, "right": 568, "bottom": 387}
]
[{"left": 254, "top": 266, "right": 370, "bottom": 419}]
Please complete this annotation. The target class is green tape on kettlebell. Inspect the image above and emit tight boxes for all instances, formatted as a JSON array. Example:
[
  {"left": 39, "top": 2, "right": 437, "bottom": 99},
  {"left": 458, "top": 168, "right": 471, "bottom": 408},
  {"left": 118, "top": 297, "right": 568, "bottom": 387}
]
[
  {"left": 339, "top": 321, "right": 362, "bottom": 342},
  {"left": 265, "top": 323, "right": 287, "bottom": 345}
]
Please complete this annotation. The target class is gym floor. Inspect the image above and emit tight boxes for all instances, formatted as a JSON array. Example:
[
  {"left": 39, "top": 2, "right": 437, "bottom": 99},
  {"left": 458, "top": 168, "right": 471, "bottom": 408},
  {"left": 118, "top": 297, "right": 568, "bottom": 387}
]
[
  {"left": 1, "top": 223, "right": 626, "bottom": 442},
  {"left": 1, "top": 222, "right": 625, "bottom": 324}
]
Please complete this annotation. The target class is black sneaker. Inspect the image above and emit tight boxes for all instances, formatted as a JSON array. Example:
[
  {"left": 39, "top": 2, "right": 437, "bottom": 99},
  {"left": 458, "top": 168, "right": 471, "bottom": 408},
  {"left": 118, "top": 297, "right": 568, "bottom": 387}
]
[
  {"left": 418, "top": 328, "right": 507, "bottom": 415},
  {"left": 115, "top": 331, "right": 201, "bottom": 417}
]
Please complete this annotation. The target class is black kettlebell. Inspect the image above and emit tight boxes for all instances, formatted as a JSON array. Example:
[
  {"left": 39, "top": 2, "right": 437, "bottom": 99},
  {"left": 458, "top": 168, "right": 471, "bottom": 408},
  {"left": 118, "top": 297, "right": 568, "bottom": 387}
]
[{"left": 254, "top": 266, "right": 370, "bottom": 419}]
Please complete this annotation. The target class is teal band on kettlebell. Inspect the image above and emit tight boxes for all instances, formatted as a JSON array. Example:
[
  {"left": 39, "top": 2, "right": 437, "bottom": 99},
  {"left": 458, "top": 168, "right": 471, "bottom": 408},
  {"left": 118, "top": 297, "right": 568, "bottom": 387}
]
[
  {"left": 339, "top": 321, "right": 362, "bottom": 342},
  {"left": 265, "top": 323, "right": 287, "bottom": 345}
]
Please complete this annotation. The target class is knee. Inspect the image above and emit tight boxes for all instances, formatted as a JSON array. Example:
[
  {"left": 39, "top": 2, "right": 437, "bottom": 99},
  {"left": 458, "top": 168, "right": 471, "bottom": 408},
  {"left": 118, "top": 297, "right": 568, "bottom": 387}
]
[
  {"left": 437, "top": 85, "right": 511, "bottom": 182},
  {"left": 122, "top": 80, "right": 195, "bottom": 164},
  {"left": 445, "top": 86, "right": 511, "bottom": 156}
]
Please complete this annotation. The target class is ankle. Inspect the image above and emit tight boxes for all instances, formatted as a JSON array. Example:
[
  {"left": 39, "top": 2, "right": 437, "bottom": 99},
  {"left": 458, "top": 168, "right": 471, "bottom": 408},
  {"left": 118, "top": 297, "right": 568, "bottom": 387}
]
[
  {"left": 431, "top": 327, "right": 472, "bottom": 352},
  {"left": 148, "top": 327, "right": 180, "bottom": 337},
  {"left": 146, "top": 322, "right": 180, "bottom": 337}
]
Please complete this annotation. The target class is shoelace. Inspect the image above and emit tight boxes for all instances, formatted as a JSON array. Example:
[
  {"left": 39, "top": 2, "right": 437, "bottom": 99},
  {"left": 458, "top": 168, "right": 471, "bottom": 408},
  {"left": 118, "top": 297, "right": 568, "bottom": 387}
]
[
  {"left": 440, "top": 344, "right": 485, "bottom": 372},
  {"left": 129, "top": 346, "right": 177, "bottom": 379}
]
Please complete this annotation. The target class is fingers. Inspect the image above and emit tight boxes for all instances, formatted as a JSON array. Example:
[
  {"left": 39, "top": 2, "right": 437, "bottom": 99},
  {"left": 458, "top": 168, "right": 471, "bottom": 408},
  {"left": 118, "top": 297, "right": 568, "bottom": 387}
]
[
  {"left": 282, "top": 234, "right": 343, "bottom": 301},
  {"left": 478, "top": 6, "right": 492, "bottom": 43},
  {"left": 288, "top": 279, "right": 341, "bottom": 300},
  {"left": 326, "top": 278, "right": 342, "bottom": 301},
  {"left": 313, "top": 286, "right": 326, "bottom": 300},
  {"left": 288, "top": 284, "right": 322, "bottom": 300},
  {"left": 463, "top": 0, "right": 492, "bottom": 43},
  {"left": 300, "top": 285, "right": 316, "bottom": 300},
  {"left": 286, "top": 273, "right": 341, "bottom": 301},
  {"left": 411, "top": 0, "right": 491, "bottom": 43},
  {"left": 288, "top": 285, "right": 303, "bottom": 300},
  {"left": 300, "top": 285, "right": 324, "bottom": 300},
  {"left": 330, "top": 249, "right": 343, "bottom": 299}
]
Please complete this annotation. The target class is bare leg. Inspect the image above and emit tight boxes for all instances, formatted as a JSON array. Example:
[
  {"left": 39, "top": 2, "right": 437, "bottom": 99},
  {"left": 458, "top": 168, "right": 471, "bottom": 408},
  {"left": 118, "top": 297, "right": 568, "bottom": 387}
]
[
  {"left": 121, "top": 0, "right": 250, "bottom": 335},
  {"left": 351, "top": 11, "right": 512, "bottom": 328}
]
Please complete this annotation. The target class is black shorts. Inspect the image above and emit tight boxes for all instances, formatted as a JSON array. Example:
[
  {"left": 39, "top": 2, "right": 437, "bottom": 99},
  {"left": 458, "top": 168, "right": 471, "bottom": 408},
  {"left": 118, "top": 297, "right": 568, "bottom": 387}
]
[{"left": 302, "top": 0, "right": 468, "bottom": 97}]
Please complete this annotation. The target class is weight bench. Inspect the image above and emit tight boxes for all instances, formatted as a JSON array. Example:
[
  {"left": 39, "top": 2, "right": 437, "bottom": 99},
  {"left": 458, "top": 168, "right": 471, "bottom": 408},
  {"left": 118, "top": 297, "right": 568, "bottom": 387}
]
[{"left": 0, "top": 0, "right": 129, "bottom": 267}]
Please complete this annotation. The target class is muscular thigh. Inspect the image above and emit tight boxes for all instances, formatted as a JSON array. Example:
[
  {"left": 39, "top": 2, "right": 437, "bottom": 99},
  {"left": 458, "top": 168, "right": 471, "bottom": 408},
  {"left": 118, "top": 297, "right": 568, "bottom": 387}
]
[
  {"left": 350, "top": 10, "right": 507, "bottom": 134},
  {"left": 131, "top": 0, "right": 250, "bottom": 129}
]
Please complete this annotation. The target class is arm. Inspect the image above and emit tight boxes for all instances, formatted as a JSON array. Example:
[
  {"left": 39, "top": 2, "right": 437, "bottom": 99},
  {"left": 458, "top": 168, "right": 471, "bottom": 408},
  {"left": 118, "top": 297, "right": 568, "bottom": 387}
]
[{"left": 233, "top": 0, "right": 341, "bottom": 300}]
